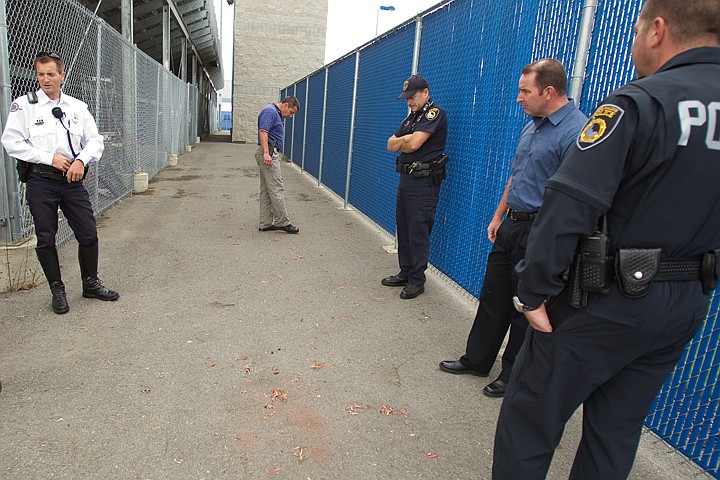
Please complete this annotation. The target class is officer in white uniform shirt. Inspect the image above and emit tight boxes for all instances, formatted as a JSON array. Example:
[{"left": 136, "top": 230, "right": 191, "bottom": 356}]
[{"left": 2, "top": 51, "right": 119, "bottom": 314}]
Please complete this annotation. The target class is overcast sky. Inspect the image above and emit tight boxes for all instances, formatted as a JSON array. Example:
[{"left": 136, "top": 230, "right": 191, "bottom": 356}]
[{"left": 324, "top": 0, "right": 443, "bottom": 63}]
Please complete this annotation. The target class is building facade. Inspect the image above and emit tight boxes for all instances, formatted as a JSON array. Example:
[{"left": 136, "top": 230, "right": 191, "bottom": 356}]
[{"left": 231, "top": 0, "right": 328, "bottom": 143}]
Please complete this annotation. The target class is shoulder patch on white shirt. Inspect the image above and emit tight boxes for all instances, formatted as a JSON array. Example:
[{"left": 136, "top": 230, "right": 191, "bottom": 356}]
[{"left": 10, "top": 102, "right": 21, "bottom": 112}]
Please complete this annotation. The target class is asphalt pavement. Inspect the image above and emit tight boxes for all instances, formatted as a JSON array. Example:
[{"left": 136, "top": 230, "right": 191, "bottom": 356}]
[{"left": 0, "top": 133, "right": 707, "bottom": 479}]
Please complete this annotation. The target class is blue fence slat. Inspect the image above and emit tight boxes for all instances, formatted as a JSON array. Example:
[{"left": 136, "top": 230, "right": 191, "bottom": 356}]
[
  {"left": 291, "top": 79, "right": 307, "bottom": 166},
  {"left": 303, "top": 71, "right": 326, "bottom": 178},
  {"left": 321, "top": 55, "right": 356, "bottom": 198},
  {"left": 349, "top": 24, "right": 416, "bottom": 233}
]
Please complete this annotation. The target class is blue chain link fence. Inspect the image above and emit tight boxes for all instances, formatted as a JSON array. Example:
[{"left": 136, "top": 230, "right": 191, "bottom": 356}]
[{"left": 280, "top": 0, "right": 720, "bottom": 475}]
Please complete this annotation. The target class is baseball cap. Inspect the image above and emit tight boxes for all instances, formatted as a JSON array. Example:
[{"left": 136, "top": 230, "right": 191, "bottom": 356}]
[{"left": 397, "top": 75, "right": 429, "bottom": 99}]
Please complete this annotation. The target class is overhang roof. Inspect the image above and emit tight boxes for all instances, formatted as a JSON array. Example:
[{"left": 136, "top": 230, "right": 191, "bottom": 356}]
[{"left": 78, "top": 0, "right": 224, "bottom": 91}]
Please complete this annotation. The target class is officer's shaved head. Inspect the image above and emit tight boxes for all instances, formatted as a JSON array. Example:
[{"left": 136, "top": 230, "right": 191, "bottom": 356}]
[
  {"left": 521, "top": 59, "right": 568, "bottom": 96},
  {"left": 640, "top": 0, "right": 720, "bottom": 44}
]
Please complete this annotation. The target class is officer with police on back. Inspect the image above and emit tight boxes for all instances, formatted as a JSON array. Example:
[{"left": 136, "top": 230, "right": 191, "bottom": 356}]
[
  {"left": 2, "top": 51, "right": 119, "bottom": 315},
  {"left": 382, "top": 74, "right": 448, "bottom": 299},
  {"left": 492, "top": 0, "right": 720, "bottom": 478}
]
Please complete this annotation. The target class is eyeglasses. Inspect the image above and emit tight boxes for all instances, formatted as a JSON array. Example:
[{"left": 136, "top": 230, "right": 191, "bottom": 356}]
[{"left": 36, "top": 52, "right": 62, "bottom": 60}]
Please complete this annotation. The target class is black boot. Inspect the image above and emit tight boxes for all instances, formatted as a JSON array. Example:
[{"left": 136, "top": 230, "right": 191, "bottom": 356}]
[
  {"left": 78, "top": 244, "right": 119, "bottom": 301},
  {"left": 49, "top": 281, "right": 70, "bottom": 314},
  {"left": 36, "top": 248, "right": 69, "bottom": 314}
]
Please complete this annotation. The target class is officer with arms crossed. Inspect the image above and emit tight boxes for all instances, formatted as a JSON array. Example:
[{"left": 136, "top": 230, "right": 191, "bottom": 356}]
[
  {"left": 439, "top": 59, "right": 587, "bottom": 398},
  {"left": 256, "top": 96, "right": 300, "bottom": 234},
  {"left": 382, "top": 75, "right": 448, "bottom": 300},
  {"left": 493, "top": 1, "right": 720, "bottom": 478},
  {"left": 2, "top": 52, "right": 119, "bottom": 315}
]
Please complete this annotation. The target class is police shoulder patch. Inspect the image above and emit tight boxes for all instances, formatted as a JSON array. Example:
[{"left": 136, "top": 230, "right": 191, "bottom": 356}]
[
  {"left": 9, "top": 102, "right": 21, "bottom": 112},
  {"left": 426, "top": 107, "right": 439, "bottom": 120},
  {"left": 577, "top": 104, "right": 624, "bottom": 150}
]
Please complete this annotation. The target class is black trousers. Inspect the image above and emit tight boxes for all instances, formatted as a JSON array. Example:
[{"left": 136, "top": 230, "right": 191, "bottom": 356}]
[
  {"left": 26, "top": 173, "right": 98, "bottom": 249},
  {"left": 460, "top": 217, "right": 533, "bottom": 380},
  {"left": 492, "top": 284, "right": 707, "bottom": 479},
  {"left": 395, "top": 174, "right": 440, "bottom": 286}
]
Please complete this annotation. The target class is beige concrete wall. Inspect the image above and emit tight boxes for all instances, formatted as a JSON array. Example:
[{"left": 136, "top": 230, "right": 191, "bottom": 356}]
[{"left": 232, "top": 0, "right": 328, "bottom": 143}]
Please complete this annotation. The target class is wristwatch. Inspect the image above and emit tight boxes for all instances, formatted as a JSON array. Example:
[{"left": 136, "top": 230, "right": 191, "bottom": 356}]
[{"left": 512, "top": 295, "right": 541, "bottom": 313}]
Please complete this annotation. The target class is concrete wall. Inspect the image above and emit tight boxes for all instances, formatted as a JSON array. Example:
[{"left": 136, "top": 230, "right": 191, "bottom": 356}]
[{"left": 232, "top": 0, "right": 328, "bottom": 143}]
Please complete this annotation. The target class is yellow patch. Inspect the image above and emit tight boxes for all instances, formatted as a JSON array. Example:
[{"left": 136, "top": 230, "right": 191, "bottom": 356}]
[
  {"left": 426, "top": 108, "right": 439, "bottom": 120},
  {"left": 577, "top": 104, "right": 624, "bottom": 151},
  {"left": 403, "top": 80, "right": 409, "bottom": 92}
]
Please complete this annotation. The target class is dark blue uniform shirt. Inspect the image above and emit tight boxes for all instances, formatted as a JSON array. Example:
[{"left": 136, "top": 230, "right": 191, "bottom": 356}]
[{"left": 394, "top": 99, "right": 447, "bottom": 164}]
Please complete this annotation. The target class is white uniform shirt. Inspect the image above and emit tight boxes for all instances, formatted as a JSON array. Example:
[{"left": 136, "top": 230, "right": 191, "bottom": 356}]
[{"left": 1, "top": 89, "right": 104, "bottom": 166}]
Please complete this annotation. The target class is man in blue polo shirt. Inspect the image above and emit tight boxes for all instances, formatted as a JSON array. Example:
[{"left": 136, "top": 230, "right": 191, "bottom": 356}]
[
  {"left": 256, "top": 96, "right": 300, "bottom": 234},
  {"left": 439, "top": 59, "right": 587, "bottom": 397}
]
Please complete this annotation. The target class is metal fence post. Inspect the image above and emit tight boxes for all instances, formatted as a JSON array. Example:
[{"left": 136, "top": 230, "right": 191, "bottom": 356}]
[
  {"left": 93, "top": 22, "right": 102, "bottom": 211},
  {"left": 0, "top": 0, "right": 20, "bottom": 243},
  {"left": 290, "top": 83, "right": 296, "bottom": 161},
  {"left": 411, "top": 14, "right": 423, "bottom": 75},
  {"left": 569, "top": 0, "right": 599, "bottom": 106},
  {"left": 318, "top": 66, "right": 328, "bottom": 187},
  {"left": 343, "top": 50, "right": 361, "bottom": 210},
  {"left": 301, "top": 78, "right": 309, "bottom": 172}
]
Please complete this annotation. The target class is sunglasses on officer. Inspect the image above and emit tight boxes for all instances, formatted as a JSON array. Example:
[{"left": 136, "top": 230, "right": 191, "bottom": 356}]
[{"left": 36, "top": 52, "right": 62, "bottom": 60}]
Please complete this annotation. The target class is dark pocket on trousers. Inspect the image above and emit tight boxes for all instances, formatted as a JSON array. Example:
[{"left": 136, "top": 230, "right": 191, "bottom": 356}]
[{"left": 516, "top": 329, "right": 554, "bottom": 398}]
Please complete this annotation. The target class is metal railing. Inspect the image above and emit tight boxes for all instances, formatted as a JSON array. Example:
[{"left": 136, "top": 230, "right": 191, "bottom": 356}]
[{"left": 0, "top": 0, "right": 199, "bottom": 246}]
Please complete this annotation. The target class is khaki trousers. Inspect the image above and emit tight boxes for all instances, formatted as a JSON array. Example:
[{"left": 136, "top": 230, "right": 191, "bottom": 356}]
[{"left": 255, "top": 145, "right": 289, "bottom": 228}]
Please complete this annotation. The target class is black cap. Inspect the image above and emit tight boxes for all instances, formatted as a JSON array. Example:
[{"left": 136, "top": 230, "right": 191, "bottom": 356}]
[{"left": 397, "top": 75, "right": 429, "bottom": 99}]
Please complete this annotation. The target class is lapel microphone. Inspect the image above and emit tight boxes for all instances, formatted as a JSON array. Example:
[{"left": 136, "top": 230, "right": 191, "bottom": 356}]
[{"left": 51, "top": 106, "right": 78, "bottom": 159}]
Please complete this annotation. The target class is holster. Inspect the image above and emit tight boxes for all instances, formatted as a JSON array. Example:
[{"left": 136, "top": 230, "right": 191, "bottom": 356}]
[
  {"left": 16, "top": 160, "right": 29, "bottom": 183},
  {"left": 566, "top": 253, "right": 588, "bottom": 308},
  {"left": 614, "top": 248, "right": 661, "bottom": 298},
  {"left": 430, "top": 154, "right": 449, "bottom": 185},
  {"left": 702, "top": 250, "right": 718, "bottom": 294}
]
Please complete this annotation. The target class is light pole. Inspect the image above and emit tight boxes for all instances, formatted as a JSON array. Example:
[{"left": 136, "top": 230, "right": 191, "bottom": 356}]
[{"left": 375, "top": 5, "right": 396, "bottom": 37}]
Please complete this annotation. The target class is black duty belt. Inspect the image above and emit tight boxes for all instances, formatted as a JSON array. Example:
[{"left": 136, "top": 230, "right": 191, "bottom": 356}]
[
  {"left": 28, "top": 163, "right": 65, "bottom": 181},
  {"left": 396, "top": 162, "right": 431, "bottom": 174},
  {"left": 654, "top": 257, "right": 702, "bottom": 281},
  {"left": 508, "top": 209, "right": 537, "bottom": 221}
]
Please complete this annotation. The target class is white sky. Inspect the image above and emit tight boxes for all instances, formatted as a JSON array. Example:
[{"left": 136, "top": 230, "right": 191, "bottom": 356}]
[{"left": 324, "top": 0, "right": 443, "bottom": 63}]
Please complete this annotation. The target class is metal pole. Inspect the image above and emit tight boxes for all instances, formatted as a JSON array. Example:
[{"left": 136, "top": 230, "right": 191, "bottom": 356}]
[
  {"left": 0, "top": 0, "right": 21, "bottom": 242},
  {"left": 568, "top": 0, "right": 599, "bottom": 107},
  {"left": 318, "top": 66, "right": 328, "bottom": 187},
  {"left": 163, "top": 5, "right": 170, "bottom": 71},
  {"left": 301, "top": 79, "right": 309, "bottom": 172},
  {"left": 411, "top": 14, "right": 423, "bottom": 75},
  {"left": 93, "top": 23, "right": 102, "bottom": 211},
  {"left": 343, "top": 50, "right": 360, "bottom": 210},
  {"left": 290, "top": 83, "right": 296, "bottom": 161}
]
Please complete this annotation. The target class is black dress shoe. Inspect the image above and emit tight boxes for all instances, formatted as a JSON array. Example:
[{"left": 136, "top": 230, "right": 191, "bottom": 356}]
[
  {"left": 400, "top": 284, "right": 424, "bottom": 299},
  {"left": 381, "top": 275, "right": 408, "bottom": 287},
  {"left": 50, "top": 281, "right": 70, "bottom": 314},
  {"left": 82, "top": 276, "right": 120, "bottom": 301},
  {"left": 278, "top": 224, "right": 300, "bottom": 234},
  {"left": 483, "top": 379, "right": 508, "bottom": 397},
  {"left": 439, "top": 360, "right": 488, "bottom": 377},
  {"left": 259, "top": 225, "right": 279, "bottom": 231}
]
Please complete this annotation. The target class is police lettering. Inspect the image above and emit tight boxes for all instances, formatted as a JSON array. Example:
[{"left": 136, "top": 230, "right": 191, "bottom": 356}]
[{"left": 678, "top": 100, "right": 720, "bottom": 150}]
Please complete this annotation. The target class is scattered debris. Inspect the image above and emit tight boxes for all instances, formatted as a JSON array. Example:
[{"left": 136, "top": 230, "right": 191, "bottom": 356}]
[
  {"left": 292, "top": 446, "right": 304, "bottom": 462},
  {"left": 346, "top": 404, "right": 370, "bottom": 415},
  {"left": 379, "top": 405, "right": 409, "bottom": 415},
  {"left": 269, "top": 389, "right": 288, "bottom": 402},
  {"left": 426, "top": 453, "right": 439, "bottom": 459}
]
